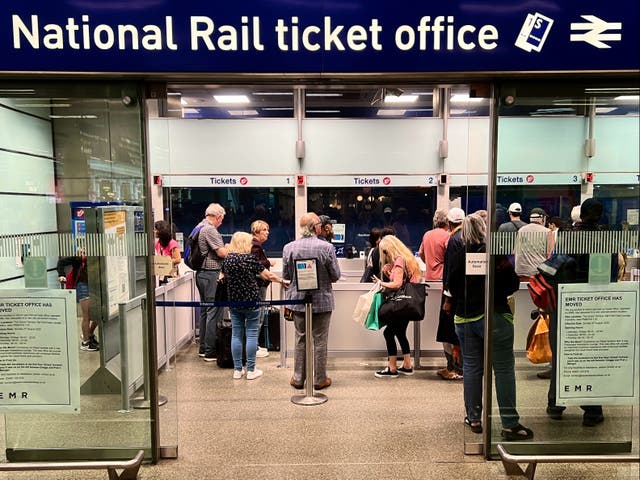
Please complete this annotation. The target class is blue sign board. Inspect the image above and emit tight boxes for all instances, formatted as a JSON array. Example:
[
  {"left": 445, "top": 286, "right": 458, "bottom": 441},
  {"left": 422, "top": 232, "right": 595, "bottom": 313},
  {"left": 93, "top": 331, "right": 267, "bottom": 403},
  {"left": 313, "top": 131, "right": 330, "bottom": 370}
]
[{"left": 1, "top": 1, "right": 638, "bottom": 74}]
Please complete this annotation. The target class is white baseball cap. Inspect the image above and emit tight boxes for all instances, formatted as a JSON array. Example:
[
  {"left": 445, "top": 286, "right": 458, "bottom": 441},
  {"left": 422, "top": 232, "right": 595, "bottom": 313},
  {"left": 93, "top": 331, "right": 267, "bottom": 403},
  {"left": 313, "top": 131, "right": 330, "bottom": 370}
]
[
  {"left": 508, "top": 202, "right": 522, "bottom": 213},
  {"left": 447, "top": 207, "right": 465, "bottom": 224}
]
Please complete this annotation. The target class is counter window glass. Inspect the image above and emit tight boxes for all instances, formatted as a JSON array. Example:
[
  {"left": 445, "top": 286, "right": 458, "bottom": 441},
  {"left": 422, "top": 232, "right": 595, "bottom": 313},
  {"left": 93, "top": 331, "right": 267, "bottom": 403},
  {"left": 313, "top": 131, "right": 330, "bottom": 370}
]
[
  {"left": 165, "top": 187, "right": 295, "bottom": 256},
  {"left": 306, "top": 186, "right": 437, "bottom": 255}
]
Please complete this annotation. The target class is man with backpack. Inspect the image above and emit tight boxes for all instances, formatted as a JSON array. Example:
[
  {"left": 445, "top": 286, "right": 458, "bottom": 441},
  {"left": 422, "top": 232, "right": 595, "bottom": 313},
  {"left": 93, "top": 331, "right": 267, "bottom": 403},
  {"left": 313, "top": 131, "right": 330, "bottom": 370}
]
[
  {"left": 194, "top": 203, "right": 228, "bottom": 361},
  {"left": 497, "top": 202, "right": 526, "bottom": 232}
]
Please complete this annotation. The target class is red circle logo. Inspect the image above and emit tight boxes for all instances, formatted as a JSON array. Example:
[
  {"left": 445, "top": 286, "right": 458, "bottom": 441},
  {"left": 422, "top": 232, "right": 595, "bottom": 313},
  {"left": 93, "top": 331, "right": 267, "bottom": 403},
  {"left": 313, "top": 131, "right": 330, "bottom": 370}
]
[
  {"left": 383, "top": 177, "right": 391, "bottom": 185},
  {"left": 239, "top": 177, "right": 248, "bottom": 186},
  {"left": 526, "top": 175, "right": 535, "bottom": 183}
]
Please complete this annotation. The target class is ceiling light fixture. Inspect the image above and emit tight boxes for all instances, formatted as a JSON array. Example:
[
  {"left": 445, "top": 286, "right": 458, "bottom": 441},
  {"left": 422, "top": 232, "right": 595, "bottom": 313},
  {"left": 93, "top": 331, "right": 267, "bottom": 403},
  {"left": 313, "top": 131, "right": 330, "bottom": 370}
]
[
  {"left": 306, "top": 93, "right": 344, "bottom": 97},
  {"left": 253, "top": 92, "right": 293, "bottom": 96},
  {"left": 228, "top": 109, "right": 258, "bottom": 116},
  {"left": 384, "top": 94, "right": 418, "bottom": 103},
  {"left": 213, "top": 94, "right": 250, "bottom": 104},
  {"left": 451, "top": 94, "right": 483, "bottom": 103},
  {"left": 377, "top": 109, "right": 406, "bottom": 116},
  {"left": 614, "top": 95, "right": 639, "bottom": 101}
]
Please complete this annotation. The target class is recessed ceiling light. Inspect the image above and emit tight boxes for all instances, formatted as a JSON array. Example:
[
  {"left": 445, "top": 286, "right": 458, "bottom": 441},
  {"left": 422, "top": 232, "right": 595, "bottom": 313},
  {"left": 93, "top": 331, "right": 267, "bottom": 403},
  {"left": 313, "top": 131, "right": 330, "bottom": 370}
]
[
  {"left": 306, "top": 93, "right": 343, "bottom": 97},
  {"left": 614, "top": 95, "right": 639, "bottom": 101},
  {"left": 377, "top": 109, "right": 406, "bottom": 116},
  {"left": 451, "top": 94, "right": 483, "bottom": 103},
  {"left": 262, "top": 107, "right": 294, "bottom": 111},
  {"left": 384, "top": 95, "right": 418, "bottom": 103},
  {"left": 228, "top": 109, "right": 258, "bottom": 116},
  {"left": 253, "top": 92, "right": 293, "bottom": 96},
  {"left": 213, "top": 95, "right": 250, "bottom": 104}
]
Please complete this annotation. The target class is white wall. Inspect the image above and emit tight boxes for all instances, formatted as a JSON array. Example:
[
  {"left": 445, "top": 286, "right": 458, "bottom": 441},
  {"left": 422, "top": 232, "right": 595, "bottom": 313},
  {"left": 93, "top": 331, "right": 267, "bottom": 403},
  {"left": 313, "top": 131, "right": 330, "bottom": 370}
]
[{"left": 0, "top": 103, "right": 57, "bottom": 284}]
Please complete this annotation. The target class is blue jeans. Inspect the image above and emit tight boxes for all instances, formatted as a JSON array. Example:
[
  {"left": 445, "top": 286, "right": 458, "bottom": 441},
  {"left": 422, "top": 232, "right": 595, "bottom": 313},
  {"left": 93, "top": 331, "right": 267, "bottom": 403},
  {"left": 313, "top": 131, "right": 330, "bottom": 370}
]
[
  {"left": 230, "top": 308, "right": 261, "bottom": 371},
  {"left": 196, "top": 270, "right": 223, "bottom": 356},
  {"left": 455, "top": 313, "right": 520, "bottom": 429}
]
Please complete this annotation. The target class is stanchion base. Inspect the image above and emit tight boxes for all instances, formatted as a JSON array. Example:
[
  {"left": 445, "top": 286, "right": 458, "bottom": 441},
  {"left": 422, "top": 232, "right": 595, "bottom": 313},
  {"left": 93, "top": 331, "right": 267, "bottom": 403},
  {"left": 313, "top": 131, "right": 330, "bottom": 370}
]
[
  {"left": 130, "top": 394, "right": 168, "bottom": 409},
  {"left": 291, "top": 393, "right": 328, "bottom": 406}
]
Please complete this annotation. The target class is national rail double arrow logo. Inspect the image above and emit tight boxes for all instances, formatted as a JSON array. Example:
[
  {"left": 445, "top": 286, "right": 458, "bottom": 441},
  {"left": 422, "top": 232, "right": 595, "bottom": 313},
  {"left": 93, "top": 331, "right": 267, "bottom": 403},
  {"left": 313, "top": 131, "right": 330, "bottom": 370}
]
[{"left": 570, "top": 15, "right": 622, "bottom": 49}]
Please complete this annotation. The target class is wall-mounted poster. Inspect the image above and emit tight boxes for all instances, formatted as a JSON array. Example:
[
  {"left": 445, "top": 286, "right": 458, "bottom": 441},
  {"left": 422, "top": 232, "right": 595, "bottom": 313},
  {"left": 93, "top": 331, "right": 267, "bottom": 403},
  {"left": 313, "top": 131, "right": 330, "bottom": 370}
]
[
  {"left": 0, "top": 289, "right": 80, "bottom": 413},
  {"left": 556, "top": 282, "right": 640, "bottom": 406}
]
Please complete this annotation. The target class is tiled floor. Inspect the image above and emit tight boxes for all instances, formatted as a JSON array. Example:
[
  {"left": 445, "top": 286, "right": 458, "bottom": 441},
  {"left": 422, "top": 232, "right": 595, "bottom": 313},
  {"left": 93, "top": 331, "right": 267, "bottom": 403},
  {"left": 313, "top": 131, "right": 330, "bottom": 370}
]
[{"left": 1, "top": 342, "right": 638, "bottom": 479}]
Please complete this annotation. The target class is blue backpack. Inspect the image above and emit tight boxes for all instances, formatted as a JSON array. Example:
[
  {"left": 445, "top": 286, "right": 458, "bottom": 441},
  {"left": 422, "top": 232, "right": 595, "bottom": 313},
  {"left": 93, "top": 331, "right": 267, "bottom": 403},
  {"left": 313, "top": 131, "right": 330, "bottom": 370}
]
[{"left": 183, "top": 223, "right": 205, "bottom": 270}]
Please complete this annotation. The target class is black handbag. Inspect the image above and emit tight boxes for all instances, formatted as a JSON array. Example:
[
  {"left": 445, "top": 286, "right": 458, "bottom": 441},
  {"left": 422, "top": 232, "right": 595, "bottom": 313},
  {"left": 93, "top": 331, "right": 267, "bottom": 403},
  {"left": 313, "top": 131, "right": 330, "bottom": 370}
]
[{"left": 378, "top": 282, "right": 427, "bottom": 324}]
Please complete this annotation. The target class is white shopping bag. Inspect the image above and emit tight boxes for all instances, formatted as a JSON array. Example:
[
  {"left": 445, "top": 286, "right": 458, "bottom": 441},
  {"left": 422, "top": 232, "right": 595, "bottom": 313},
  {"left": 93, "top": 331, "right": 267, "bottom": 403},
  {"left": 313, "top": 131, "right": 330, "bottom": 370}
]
[{"left": 352, "top": 282, "right": 382, "bottom": 326}]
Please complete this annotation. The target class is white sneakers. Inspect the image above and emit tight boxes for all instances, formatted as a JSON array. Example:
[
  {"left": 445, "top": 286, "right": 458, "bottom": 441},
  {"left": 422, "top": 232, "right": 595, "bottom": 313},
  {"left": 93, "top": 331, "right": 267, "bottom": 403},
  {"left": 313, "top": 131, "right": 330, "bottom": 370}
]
[
  {"left": 233, "top": 369, "right": 245, "bottom": 379},
  {"left": 256, "top": 347, "right": 270, "bottom": 358},
  {"left": 246, "top": 369, "right": 263, "bottom": 380}
]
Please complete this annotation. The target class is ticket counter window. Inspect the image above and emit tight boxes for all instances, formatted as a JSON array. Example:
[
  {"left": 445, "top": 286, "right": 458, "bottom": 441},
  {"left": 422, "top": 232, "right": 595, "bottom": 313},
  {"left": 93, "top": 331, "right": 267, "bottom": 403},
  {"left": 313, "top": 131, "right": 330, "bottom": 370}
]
[
  {"left": 164, "top": 186, "right": 296, "bottom": 256},
  {"left": 306, "top": 187, "right": 437, "bottom": 254}
]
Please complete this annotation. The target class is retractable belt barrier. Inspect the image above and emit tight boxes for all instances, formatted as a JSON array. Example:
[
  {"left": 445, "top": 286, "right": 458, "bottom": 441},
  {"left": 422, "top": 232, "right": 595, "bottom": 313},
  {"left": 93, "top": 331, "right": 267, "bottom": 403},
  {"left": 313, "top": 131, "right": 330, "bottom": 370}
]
[
  {"left": 155, "top": 299, "right": 306, "bottom": 308},
  {"left": 156, "top": 298, "right": 328, "bottom": 406}
]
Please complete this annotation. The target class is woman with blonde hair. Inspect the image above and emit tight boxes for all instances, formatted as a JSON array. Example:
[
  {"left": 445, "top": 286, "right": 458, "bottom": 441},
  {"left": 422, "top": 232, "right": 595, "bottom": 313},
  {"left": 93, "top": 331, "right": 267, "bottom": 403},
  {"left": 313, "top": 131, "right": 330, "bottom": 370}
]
[
  {"left": 222, "top": 232, "right": 287, "bottom": 380},
  {"left": 372, "top": 235, "right": 422, "bottom": 378}
]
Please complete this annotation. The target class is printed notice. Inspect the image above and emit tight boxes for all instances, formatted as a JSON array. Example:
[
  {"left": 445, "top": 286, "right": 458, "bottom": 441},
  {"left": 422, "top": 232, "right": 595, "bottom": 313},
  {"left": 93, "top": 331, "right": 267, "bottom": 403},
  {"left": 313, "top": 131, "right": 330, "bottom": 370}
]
[
  {"left": 556, "top": 282, "right": 640, "bottom": 406},
  {"left": 294, "top": 258, "right": 319, "bottom": 291},
  {"left": 465, "top": 252, "right": 487, "bottom": 275},
  {"left": 103, "top": 210, "right": 130, "bottom": 316},
  {"left": 0, "top": 289, "right": 80, "bottom": 413}
]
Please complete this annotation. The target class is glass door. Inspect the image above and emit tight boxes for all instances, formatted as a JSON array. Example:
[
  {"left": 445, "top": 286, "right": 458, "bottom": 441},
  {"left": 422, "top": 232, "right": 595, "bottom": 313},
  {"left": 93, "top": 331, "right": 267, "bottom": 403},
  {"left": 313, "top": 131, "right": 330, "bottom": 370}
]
[
  {"left": 487, "top": 81, "right": 639, "bottom": 456},
  {"left": 0, "top": 81, "right": 156, "bottom": 461}
]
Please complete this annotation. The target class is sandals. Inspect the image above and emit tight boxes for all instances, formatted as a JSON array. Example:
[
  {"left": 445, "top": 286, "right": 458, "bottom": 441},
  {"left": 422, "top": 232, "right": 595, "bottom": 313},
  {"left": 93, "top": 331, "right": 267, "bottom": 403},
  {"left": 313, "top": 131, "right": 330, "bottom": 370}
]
[
  {"left": 501, "top": 424, "right": 534, "bottom": 441},
  {"left": 464, "top": 417, "right": 483, "bottom": 434}
]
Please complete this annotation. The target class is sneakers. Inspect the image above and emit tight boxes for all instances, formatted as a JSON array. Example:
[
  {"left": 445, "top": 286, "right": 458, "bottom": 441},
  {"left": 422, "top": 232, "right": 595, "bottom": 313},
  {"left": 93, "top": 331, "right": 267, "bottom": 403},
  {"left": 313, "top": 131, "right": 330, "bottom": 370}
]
[
  {"left": 203, "top": 354, "right": 216, "bottom": 362},
  {"left": 88, "top": 335, "right": 99, "bottom": 346},
  {"left": 246, "top": 369, "right": 263, "bottom": 380},
  {"left": 397, "top": 366, "right": 414, "bottom": 376},
  {"left": 233, "top": 369, "right": 245, "bottom": 380},
  {"left": 80, "top": 340, "right": 99, "bottom": 351},
  {"left": 256, "top": 346, "right": 270, "bottom": 358},
  {"left": 374, "top": 367, "right": 399, "bottom": 378}
]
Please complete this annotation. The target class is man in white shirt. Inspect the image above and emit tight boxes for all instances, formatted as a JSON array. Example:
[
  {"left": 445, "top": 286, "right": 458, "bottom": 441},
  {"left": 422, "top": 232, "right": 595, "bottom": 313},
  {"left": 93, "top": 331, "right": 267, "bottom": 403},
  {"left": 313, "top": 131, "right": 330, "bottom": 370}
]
[{"left": 514, "top": 207, "right": 554, "bottom": 282}]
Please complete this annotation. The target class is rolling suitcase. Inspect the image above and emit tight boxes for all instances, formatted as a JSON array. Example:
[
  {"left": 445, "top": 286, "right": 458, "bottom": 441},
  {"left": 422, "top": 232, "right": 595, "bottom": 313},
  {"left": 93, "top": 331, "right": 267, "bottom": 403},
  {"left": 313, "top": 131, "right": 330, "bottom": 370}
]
[
  {"left": 216, "top": 325, "right": 234, "bottom": 368},
  {"left": 261, "top": 307, "right": 281, "bottom": 351}
]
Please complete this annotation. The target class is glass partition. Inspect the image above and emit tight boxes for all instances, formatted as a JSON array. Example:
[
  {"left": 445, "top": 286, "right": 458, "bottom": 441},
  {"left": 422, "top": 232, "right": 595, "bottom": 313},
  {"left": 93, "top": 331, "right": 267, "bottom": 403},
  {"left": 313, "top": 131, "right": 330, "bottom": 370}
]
[
  {"left": 488, "top": 82, "right": 639, "bottom": 456},
  {"left": 0, "top": 82, "right": 154, "bottom": 461}
]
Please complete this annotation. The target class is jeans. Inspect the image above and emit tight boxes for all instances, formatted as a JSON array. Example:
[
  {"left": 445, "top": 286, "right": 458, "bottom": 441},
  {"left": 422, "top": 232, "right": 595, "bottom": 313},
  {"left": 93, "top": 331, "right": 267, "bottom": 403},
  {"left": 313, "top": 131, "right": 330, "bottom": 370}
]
[
  {"left": 455, "top": 313, "right": 520, "bottom": 429},
  {"left": 230, "top": 308, "right": 261, "bottom": 371},
  {"left": 547, "top": 311, "right": 603, "bottom": 417},
  {"left": 292, "top": 311, "right": 331, "bottom": 386},
  {"left": 196, "top": 270, "right": 223, "bottom": 356}
]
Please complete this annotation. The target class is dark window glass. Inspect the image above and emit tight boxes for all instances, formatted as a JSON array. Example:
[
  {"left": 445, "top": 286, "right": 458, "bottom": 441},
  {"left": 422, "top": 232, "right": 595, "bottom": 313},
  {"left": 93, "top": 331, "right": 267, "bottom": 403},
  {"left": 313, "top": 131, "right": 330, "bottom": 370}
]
[
  {"left": 307, "top": 187, "right": 437, "bottom": 254},
  {"left": 164, "top": 187, "right": 295, "bottom": 256}
]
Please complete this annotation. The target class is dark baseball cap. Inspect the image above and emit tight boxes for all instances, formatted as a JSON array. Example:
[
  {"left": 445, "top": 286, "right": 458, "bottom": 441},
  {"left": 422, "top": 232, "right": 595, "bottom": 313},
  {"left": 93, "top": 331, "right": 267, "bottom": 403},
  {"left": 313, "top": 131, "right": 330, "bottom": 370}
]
[
  {"left": 318, "top": 215, "right": 336, "bottom": 226},
  {"left": 530, "top": 207, "right": 547, "bottom": 218}
]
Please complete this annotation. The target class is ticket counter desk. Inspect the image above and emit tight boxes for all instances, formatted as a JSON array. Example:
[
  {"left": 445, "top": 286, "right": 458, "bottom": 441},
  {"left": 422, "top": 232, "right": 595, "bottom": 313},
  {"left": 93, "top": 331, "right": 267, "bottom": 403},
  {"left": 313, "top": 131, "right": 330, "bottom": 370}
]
[{"left": 274, "top": 258, "right": 537, "bottom": 365}]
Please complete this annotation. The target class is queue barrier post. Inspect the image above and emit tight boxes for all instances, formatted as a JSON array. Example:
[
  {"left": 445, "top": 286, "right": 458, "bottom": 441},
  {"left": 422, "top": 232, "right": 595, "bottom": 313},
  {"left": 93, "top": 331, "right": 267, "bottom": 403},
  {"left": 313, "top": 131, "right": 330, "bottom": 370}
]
[{"left": 291, "top": 293, "right": 328, "bottom": 406}]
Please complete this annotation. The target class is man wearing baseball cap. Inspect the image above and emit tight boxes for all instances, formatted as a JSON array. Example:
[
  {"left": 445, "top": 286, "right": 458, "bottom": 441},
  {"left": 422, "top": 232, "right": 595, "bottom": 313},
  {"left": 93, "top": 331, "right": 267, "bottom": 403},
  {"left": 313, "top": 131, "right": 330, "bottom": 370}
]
[
  {"left": 437, "top": 207, "right": 466, "bottom": 380},
  {"left": 515, "top": 207, "right": 554, "bottom": 281},
  {"left": 498, "top": 202, "right": 526, "bottom": 232},
  {"left": 317, "top": 215, "right": 336, "bottom": 242}
]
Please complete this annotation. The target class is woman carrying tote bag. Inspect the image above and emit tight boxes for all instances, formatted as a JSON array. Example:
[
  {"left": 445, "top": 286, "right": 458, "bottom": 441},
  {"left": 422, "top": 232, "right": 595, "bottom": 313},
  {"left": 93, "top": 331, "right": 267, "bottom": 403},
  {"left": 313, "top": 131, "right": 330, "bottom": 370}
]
[{"left": 371, "top": 235, "right": 422, "bottom": 378}]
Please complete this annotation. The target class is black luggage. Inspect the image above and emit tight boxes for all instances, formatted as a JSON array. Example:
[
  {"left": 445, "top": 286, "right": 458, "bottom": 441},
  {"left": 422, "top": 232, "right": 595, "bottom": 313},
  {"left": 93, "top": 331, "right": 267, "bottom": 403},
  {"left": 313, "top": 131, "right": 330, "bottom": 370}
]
[
  {"left": 259, "top": 307, "right": 281, "bottom": 351},
  {"left": 216, "top": 325, "right": 234, "bottom": 368}
]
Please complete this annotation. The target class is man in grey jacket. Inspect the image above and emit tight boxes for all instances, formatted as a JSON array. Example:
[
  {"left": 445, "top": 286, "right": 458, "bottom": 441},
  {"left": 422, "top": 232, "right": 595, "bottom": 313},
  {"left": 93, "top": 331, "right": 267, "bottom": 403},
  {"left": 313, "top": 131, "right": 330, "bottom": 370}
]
[{"left": 283, "top": 212, "right": 341, "bottom": 391}]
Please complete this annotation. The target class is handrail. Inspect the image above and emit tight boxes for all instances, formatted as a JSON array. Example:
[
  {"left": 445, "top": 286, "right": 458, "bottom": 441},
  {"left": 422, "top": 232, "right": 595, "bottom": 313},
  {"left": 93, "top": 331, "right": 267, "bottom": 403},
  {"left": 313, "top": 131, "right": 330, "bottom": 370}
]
[
  {"left": 497, "top": 444, "right": 639, "bottom": 479},
  {"left": 0, "top": 449, "right": 144, "bottom": 480}
]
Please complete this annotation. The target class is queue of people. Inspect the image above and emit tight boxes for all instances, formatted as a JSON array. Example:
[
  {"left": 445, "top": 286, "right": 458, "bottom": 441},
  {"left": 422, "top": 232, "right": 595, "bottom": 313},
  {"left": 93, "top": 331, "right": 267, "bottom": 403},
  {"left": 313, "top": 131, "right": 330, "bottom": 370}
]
[{"left": 148, "top": 199, "right": 616, "bottom": 440}]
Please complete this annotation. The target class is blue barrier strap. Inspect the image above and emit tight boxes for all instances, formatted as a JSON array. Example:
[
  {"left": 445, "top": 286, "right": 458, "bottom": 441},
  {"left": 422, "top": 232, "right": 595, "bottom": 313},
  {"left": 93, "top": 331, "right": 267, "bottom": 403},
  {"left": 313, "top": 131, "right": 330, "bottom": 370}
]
[{"left": 155, "top": 299, "right": 307, "bottom": 308}]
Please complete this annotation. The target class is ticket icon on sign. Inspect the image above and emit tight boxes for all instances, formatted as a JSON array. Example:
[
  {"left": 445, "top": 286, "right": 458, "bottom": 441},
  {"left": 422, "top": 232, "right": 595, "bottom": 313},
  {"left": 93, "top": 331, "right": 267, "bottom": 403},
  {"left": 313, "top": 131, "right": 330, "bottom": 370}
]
[{"left": 515, "top": 13, "right": 554, "bottom": 52}]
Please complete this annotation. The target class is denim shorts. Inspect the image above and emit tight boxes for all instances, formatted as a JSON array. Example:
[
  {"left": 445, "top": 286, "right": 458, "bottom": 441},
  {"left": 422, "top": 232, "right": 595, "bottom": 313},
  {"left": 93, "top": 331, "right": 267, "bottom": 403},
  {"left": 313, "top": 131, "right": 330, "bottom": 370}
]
[{"left": 75, "top": 282, "right": 90, "bottom": 302}]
